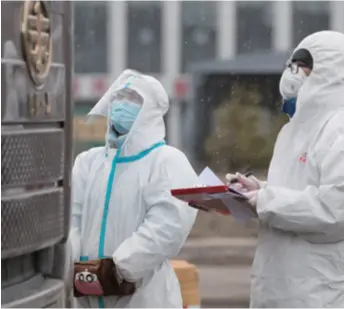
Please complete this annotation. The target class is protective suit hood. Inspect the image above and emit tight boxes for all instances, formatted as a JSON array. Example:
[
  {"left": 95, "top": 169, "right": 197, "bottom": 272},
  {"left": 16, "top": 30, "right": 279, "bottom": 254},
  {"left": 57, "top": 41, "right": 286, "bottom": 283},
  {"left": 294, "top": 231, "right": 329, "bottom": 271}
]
[
  {"left": 292, "top": 31, "right": 344, "bottom": 123},
  {"left": 86, "top": 69, "right": 169, "bottom": 157}
]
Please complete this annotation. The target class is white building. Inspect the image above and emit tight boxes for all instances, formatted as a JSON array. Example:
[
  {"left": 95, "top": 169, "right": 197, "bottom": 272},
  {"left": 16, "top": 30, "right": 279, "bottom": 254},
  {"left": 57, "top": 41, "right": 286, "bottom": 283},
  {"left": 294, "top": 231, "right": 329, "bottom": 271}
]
[{"left": 73, "top": 1, "right": 344, "bottom": 148}]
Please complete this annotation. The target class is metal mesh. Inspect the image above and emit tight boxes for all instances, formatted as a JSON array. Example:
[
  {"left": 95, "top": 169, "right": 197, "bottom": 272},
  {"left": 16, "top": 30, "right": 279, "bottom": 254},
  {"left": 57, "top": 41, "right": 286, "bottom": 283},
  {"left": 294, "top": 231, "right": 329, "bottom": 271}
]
[
  {"left": 44, "top": 298, "right": 64, "bottom": 308},
  {"left": 1, "top": 189, "right": 64, "bottom": 259},
  {"left": 1, "top": 276, "right": 65, "bottom": 308},
  {"left": 1, "top": 129, "right": 64, "bottom": 188},
  {"left": 1, "top": 254, "right": 36, "bottom": 288}
]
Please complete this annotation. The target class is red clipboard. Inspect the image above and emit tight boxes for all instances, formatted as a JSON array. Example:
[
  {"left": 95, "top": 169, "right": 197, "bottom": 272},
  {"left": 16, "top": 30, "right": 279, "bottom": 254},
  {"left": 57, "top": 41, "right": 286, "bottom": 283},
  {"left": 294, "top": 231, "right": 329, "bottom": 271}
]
[{"left": 171, "top": 185, "right": 250, "bottom": 216}]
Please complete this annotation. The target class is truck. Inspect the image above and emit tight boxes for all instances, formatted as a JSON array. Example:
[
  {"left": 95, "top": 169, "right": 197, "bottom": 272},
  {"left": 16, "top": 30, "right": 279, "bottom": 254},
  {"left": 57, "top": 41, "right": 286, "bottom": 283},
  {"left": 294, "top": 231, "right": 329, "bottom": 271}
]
[{"left": 1, "top": 1, "right": 73, "bottom": 307}]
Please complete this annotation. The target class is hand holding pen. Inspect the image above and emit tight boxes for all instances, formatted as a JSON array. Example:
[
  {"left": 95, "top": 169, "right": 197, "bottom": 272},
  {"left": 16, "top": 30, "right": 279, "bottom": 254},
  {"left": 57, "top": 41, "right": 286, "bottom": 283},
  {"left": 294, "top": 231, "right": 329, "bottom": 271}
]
[{"left": 226, "top": 171, "right": 263, "bottom": 193}]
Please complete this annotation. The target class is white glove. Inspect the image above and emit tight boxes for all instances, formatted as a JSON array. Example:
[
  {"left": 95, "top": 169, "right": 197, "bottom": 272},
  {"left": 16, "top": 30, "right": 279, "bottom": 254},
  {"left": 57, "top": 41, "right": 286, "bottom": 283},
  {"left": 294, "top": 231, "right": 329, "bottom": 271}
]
[
  {"left": 226, "top": 172, "right": 265, "bottom": 192},
  {"left": 226, "top": 173, "right": 246, "bottom": 192},
  {"left": 244, "top": 190, "right": 258, "bottom": 207}
]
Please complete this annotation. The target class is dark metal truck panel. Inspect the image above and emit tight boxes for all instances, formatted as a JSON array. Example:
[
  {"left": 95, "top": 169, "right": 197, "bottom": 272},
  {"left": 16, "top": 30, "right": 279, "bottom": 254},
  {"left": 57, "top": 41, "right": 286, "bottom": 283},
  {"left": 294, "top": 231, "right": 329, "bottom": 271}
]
[{"left": 1, "top": 1, "right": 73, "bottom": 307}]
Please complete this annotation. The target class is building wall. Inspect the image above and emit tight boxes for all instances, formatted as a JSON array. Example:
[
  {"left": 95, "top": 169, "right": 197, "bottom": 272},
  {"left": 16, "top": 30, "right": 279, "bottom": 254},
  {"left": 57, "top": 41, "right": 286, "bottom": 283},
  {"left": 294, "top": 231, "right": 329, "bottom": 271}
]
[
  {"left": 73, "top": 1, "right": 344, "bottom": 98},
  {"left": 73, "top": 1, "right": 344, "bottom": 149}
]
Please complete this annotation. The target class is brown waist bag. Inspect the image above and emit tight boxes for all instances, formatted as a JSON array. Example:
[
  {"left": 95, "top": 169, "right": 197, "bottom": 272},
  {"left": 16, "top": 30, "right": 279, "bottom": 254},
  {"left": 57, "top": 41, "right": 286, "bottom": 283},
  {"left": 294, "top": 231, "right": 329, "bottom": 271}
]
[{"left": 73, "top": 258, "right": 136, "bottom": 297}]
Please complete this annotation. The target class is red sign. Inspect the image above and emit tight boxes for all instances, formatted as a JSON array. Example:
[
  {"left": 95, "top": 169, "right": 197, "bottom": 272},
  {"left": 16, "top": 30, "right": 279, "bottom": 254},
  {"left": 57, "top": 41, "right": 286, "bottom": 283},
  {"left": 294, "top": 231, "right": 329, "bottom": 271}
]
[{"left": 174, "top": 78, "right": 189, "bottom": 99}]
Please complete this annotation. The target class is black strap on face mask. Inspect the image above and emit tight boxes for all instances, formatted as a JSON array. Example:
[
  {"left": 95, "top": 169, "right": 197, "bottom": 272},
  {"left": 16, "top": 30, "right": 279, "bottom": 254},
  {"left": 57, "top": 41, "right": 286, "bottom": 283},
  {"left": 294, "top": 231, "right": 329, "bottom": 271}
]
[{"left": 291, "top": 48, "right": 313, "bottom": 70}]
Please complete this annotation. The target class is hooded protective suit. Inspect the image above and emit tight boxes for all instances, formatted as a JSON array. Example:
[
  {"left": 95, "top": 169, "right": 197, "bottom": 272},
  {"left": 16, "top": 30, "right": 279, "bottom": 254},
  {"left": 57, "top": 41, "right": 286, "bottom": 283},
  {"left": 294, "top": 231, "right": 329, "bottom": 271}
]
[
  {"left": 69, "top": 70, "right": 198, "bottom": 308},
  {"left": 251, "top": 31, "right": 344, "bottom": 307}
]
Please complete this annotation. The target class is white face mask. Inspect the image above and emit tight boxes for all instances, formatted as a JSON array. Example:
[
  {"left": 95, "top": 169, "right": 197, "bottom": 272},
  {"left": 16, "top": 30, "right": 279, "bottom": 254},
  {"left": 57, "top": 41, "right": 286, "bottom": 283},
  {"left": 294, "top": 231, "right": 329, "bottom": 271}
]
[{"left": 279, "top": 67, "right": 307, "bottom": 99}]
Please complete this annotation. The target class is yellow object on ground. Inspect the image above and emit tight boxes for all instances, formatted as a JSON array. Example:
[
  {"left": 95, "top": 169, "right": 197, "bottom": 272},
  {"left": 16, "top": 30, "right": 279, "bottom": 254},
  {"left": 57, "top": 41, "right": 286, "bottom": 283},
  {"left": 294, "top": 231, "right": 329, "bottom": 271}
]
[{"left": 170, "top": 260, "right": 201, "bottom": 308}]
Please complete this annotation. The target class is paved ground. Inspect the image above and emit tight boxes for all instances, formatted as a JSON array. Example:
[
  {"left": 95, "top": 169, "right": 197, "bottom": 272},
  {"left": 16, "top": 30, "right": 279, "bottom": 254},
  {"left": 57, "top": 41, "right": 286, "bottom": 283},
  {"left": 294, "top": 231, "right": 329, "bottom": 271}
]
[
  {"left": 199, "top": 265, "right": 251, "bottom": 308},
  {"left": 176, "top": 237, "right": 255, "bottom": 308},
  {"left": 178, "top": 237, "right": 256, "bottom": 266}
]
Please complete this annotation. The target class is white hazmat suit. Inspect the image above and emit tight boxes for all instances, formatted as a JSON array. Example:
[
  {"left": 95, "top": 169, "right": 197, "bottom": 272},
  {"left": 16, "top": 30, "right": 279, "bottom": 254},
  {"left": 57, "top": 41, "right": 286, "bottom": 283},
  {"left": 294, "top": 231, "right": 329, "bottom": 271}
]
[
  {"left": 250, "top": 31, "right": 344, "bottom": 307},
  {"left": 69, "top": 70, "right": 198, "bottom": 308}
]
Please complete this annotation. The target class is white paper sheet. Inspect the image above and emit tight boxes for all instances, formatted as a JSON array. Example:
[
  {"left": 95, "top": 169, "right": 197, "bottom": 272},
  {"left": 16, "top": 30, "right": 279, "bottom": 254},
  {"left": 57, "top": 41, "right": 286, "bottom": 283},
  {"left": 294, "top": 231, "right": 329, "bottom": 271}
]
[
  {"left": 222, "top": 196, "right": 257, "bottom": 223},
  {"left": 197, "top": 167, "right": 257, "bottom": 223},
  {"left": 198, "top": 166, "right": 225, "bottom": 186}
]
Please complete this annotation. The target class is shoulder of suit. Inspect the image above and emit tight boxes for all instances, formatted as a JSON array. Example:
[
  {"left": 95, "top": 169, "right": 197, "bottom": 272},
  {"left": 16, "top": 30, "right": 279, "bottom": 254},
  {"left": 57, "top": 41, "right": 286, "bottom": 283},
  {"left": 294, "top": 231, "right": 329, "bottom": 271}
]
[
  {"left": 323, "top": 110, "right": 344, "bottom": 132},
  {"left": 151, "top": 144, "right": 190, "bottom": 166},
  {"left": 157, "top": 144, "right": 189, "bottom": 159},
  {"left": 75, "top": 146, "right": 106, "bottom": 163},
  {"left": 317, "top": 110, "right": 344, "bottom": 146}
]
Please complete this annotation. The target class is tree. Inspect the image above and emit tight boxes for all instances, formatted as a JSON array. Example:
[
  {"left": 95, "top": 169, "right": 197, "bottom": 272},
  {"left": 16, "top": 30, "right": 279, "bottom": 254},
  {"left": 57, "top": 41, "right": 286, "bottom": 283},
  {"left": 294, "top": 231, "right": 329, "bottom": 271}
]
[{"left": 205, "top": 82, "right": 287, "bottom": 172}]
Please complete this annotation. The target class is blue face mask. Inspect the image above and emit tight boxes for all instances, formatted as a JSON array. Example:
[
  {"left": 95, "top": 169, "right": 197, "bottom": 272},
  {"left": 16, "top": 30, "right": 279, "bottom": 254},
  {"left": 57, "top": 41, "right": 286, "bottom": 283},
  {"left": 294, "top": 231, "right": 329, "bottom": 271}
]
[
  {"left": 110, "top": 100, "right": 141, "bottom": 134},
  {"left": 108, "top": 100, "right": 141, "bottom": 148},
  {"left": 282, "top": 98, "right": 297, "bottom": 118}
]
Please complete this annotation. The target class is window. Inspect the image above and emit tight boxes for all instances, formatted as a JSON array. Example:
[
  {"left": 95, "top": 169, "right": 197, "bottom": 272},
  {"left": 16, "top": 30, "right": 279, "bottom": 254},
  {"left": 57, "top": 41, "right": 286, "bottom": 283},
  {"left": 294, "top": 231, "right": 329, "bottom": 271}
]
[
  {"left": 292, "top": 1, "right": 329, "bottom": 46},
  {"left": 127, "top": 1, "right": 162, "bottom": 73},
  {"left": 181, "top": 1, "right": 217, "bottom": 72},
  {"left": 74, "top": 1, "right": 108, "bottom": 73},
  {"left": 237, "top": 1, "right": 273, "bottom": 54}
]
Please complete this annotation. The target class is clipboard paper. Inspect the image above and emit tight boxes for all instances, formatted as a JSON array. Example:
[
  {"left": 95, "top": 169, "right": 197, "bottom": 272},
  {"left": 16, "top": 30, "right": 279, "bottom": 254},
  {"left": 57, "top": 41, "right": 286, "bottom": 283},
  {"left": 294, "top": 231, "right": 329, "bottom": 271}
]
[
  {"left": 171, "top": 167, "right": 257, "bottom": 223},
  {"left": 171, "top": 185, "right": 230, "bottom": 215},
  {"left": 171, "top": 185, "right": 255, "bottom": 218}
]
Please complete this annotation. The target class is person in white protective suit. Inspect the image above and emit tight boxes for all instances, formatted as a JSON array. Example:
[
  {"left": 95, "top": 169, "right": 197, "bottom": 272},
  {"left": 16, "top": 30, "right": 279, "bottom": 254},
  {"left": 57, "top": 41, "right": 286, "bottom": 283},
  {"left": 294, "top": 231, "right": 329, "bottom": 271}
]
[
  {"left": 226, "top": 30, "right": 344, "bottom": 307},
  {"left": 69, "top": 69, "right": 198, "bottom": 308}
]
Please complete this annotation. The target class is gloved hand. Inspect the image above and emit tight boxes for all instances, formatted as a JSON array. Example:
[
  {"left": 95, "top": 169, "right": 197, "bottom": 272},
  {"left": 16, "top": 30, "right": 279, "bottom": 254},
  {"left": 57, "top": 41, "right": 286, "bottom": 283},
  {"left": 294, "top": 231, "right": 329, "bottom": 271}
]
[
  {"left": 226, "top": 172, "right": 265, "bottom": 192},
  {"left": 244, "top": 190, "right": 259, "bottom": 207},
  {"left": 112, "top": 264, "right": 136, "bottom": 296}
]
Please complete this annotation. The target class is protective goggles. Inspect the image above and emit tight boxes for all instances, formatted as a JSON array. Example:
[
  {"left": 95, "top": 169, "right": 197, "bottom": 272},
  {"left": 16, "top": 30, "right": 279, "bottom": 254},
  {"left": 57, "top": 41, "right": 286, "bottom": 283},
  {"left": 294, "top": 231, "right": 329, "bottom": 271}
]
[{"left": 285, "top": 48, "right": 313, "bottom": 74}]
